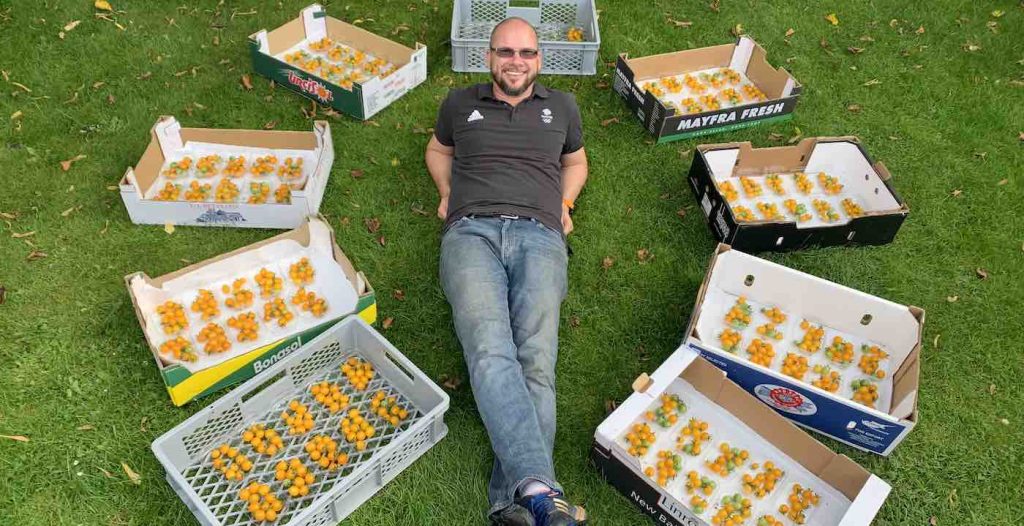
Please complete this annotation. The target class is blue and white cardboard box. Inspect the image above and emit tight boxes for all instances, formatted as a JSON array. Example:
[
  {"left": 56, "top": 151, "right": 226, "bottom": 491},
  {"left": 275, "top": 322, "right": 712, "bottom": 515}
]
[
  {"left": 591, "top": 349, "right": 892, "bottom": 526},
  {"left": 120, "top": 116, "right": 334, "bottom": 229},
  {"left": 683, "top": 244, "right": 923, "bottom": 456}
]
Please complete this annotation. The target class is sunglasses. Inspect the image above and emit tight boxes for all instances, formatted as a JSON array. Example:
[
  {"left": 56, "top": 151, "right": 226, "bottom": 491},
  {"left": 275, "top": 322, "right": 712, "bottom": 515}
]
[{"left": 490, "top": 47, "right": 539, "bottom": 59}]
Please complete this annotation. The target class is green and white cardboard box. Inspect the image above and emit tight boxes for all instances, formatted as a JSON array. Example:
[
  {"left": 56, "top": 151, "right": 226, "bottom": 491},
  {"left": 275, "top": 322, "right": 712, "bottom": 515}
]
[
  {"left": 249, "top": 3, "right": 427, "bottom": 120},
  {"left": 120, "top": 116, "right": 333, "bottom": 229},
  {"left": 591, "top": 350, "right": 892, "bottom": 526}
]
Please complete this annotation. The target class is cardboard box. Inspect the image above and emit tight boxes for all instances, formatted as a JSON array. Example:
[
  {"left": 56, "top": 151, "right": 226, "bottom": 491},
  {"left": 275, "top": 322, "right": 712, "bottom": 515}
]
[
  {"left": 614, "top": 36, "right": 801, "bottom": 143},
  {"left": 592, "top": 350, "right": 891, "bottom": 526},
  {"left": 249, "top": 3, "right": 427, "bottom": 120},
  {"left": 125, "top": 216, "right": 377, "bottom": 406},
  {"left": 120, "top": 116, "right": 333, "bottom": 229},
  {"left": 687, "top": 137, "right": 909, "bottom": 252},
  {"left": 682, "top": 244, "right": 923, "bottom": 455}
]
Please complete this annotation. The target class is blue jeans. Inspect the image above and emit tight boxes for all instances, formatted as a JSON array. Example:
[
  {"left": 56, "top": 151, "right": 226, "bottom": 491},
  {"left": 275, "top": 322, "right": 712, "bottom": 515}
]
[{"left": 439, "top": 216, "right": 569, "bottom": 516}]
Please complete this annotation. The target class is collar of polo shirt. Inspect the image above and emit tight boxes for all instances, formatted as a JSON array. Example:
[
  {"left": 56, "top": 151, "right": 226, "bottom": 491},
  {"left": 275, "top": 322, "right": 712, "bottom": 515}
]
[{"left": 476, "top": 82, "right": 551, "bottom": 101}]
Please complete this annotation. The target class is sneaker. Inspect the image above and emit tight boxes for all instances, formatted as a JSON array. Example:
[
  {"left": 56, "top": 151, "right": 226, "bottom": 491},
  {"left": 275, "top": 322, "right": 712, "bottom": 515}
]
[
  {"left": 490, "top": 503, "right": 535, "bottom": 526},
  {"left": 516, "top": 491, "right": 588, "bottom": 526}
]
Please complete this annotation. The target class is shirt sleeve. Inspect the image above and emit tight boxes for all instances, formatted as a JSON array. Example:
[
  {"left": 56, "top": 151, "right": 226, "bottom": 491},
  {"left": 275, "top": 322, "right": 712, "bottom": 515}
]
[
  {"left": 562, "top": 94, "right": 584, "bottom": 155},
  {"left": 433, "top": 92, "right": 455, "bottom": 147}
]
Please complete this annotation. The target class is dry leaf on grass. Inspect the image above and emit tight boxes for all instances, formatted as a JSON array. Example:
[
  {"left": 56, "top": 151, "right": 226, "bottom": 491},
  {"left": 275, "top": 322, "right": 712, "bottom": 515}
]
[
  {"left": 975, "top": 268, "right": 989, "bottom": 279},
  {"left": 350, "top": 169, "right": 364, "bottom": 179},
  {"left": 27, "top": 250, "right": 47, "bottom": 261},
  {"left": 604, "top": 399, "right": 619, "bottom": 414},
  {"left": 438, "top": 374, "right": 462, "bottom": 390},
  {"left": 785, "top": 28, "right": 795, "bottom": 37},
  {"left": 364, "top": 217, "right": 381, "bottom": 233},
  {"left": 95, "top": 0, "right": 113, "bottom": 11},
  {"left": 933, "top": 334, "right": 940, "bottom": 348},
  {"left": 240, "top": 74, "right": 253, "bottom": 91},
  {"left": 77, "top": 424, "right": 96, "bottom": 431},
  {"left": 60, "top": 154, "right": 87, "bottom": 171},
  {"left": 392, "top": 289, "right": 405, "bottom": 301},
  {"left": 381, "top": 317, "right": 394, "bottom": 329},
  {"left": 636, "top": 248, "right": 653, "bottom": 263},
  {"left": 825, "top": 13, "right": 839, "bottom": 25},
  {"left": 951, "top": 189, "right": 963, "bottom": 197},
  {"left": 121, "top": 462, "right": 141, "bottom": 484},
  {"left": 947, "top": 295, "right": 958, "bottom": 303},
  {"left": 569, "top": 315, "right": 581, "bottom": 328},
  {"left": 600, "top": 117, "right": 618, "bottom": 127},
  {"left": 0, "top": 285, "right": 6, "bottom": 305},
  {"left": 12, "top": 231, "right": 35, "bottom": 239},
  {"left": 601, "top": 256, "right": 614, "bottom": 270},
  {"left": 164, "top": 222, "right": 175, "bottom": 235},
  {"left": 0, "top": 434, "right": 29, "bottom": 442},
  {"left": 847, "top": 47, "right": 864, "bottom": 55},
  {"left": 676, "top": 209, "right": 687, "bottom": 219},
  {"left": 847, "top": 104, "right": 862, "bottom": 113}
]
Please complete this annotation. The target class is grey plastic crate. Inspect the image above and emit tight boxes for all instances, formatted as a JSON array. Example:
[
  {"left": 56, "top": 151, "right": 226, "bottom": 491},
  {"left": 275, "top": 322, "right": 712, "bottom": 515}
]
[
  {"left": 451, "top": 0, "right": 601, "bottom": 75},
  {"left": 152, "top": 316, "right": 449, "bottom": 526}
]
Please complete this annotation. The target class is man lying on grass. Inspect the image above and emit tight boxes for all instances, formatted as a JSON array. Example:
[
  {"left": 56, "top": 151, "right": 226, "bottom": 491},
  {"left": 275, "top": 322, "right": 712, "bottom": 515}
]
[{"left": 424, "top": 17, "right": 589, "bottom": 526}]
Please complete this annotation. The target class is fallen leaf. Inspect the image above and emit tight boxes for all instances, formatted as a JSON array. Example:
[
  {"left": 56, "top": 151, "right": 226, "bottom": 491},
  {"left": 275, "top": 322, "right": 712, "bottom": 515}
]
[
  {"left": 77, "top": 424, "right": 95, "bottom": 431},
  {"left": 390, "top": 157, "right": 400, "bottom": 167},
  {"left": 569, "top": 315, "right": 580, "bottom": 328},
  {"left": 63, "top": 20, "right": 81, "bottom": 32},
  {"left": 933, "top": 334, "right": 940, "bottom": 348},
  {"left": 997, "top": 178, "right": 1008, "bottom": 186},
  {"left": 60, "top": 154, "right": 87, "bottom": 171},
  {"left": 636, "top": 248, "right": 653, "bottom": 263},
  {"left": 137, "top": 71, "right": 152, "bottom": 80},
  {"left": 364, "top": 120, "right": 380, "bottom": 127},
  {"left": 121, "top": 462, "right": 141, "bottom": 484},
  {"left": 847, "top": 104, "right": 861, "bottom": 113},
  {"left": 860, "top": 35, "right": 876, "bottom": 42},
  {"left": 377, "top": 235, "right": 386, "bottom": 247},
  {"left": 1019, "top": 131, "right": 1024, "bottom": 142},
  {"left": 988, "top": 384, "right": 997, "bottom": 395},
  {"left": 95, "top": 0, "right": 113, "bottom": 11},
  {"left": 787, "top": 127, "right": 803, "bottom": 144},
  {"left": 382, "top": 317, "right": 394, "bottom": 329},
  {"left": 819, "top": 37, "right": 830, "bottom": 50},
  {"left": 915, "top": 26, "right": 925, "bottom": 34},
  {"left": 863, "top": 79, "right": 881, "bottom": 87},
  {"left": 601, "top": 256, "right": 614, "bottom": 270},
  {"left": 92, "top": 81, "right": 105, "bottom": 89},
  {"left": 947, "top": 489, "right": 957, "bottom": 506},
  {"left": 60, "top": 207, "right": 76, "bottom": 217},
  {"left": 825, "top": 13, "right": 839, "bottom": 25},
  {"left": 785, "top": 28, "right": 795, "bottom": 37},
  {"left": 962, "top": 42, "right": 981, "bottom": 52},
  {"left": 947, "top": 295, "right": 958, "bottom": 303},
  {"left": 768, "top": 132, "right": 784, "bottom": 142},
  {"left": 708, "top": 0, "right": 720, "bottom": 13},
  {"left": 12, "top": 231, "right": 35, "bottom": 239},
  {"left": 952, "top": 189, "right": 963, "bottom": 197},
  {"left": 140, "top": 417, "right": 149, "bottom": 433},
  {"left": 1000, "top": 418, "right": 1010, "bottom": 425},
  {"left": 106, "top": 94, "right": 115, "bottom": 105},
  {"left": 676, "top": 209, "right": 687, "bottom": 219},
  {"left": 262, "top": 120, "right": 276, "bottom": 130},
  {"left": 392, "top": 289, "right": 405, "bottom": 301},
  {"left": 240, "top": 74, "right": 253, "bottom": 91},
  {"left": 991, "top": 9, "right": 1004, "bottom": 17},
  {"left": 986, "top": 21, "right": 998, "bottom": 33},
  {"left": 929, "top": 517, "right": 937, "bottom": 526},
  {"left": 0, "top": 285, "right": 5, "bottom": 305},
  {"left": 350, "top": 169, "right": 364, "bottom": 179},
  {"left": 164, "top": 222, "right": 175, "bottom": 235},
  {"left": 975, "top": 268, "right": 988, "bottom": 280},
  {"left": 847, "top": 47, "right": 864, "bottom": 55},
  {"left": 26, "top": 250, "right": 46, "bottom": 261},
  {"left": 0, "top": 434, "right": 29, "bottom": 442},
  {"left": 730, "top": 24, "right": 744, "bottom": 37},
  {"left": 438, "top": 374, "right": 462, "bottom": 390},
  {"left": 364, "top": 217, "right": 381, "bottom": 233},
  {"left": 99, "top": 220, "right": 109, "bottom": 235},
  {"left": 10, "top": 110, "right": 22, "bottom": 121},
  {"left": 600, "top": 117, "right": 618, "bottom": 127},
  {"left": 604, "top": 399, "right": 619, "bottom": 414},
  {"left": 0, "top": 211, "right": 17, "bottom": 220},
  {"left": 669, "top": 19, "right": 692, "bottom": 28},
  {"left": 97, "top": 467, "right": 115, "bottom": 479},
  {"left": 973, "top": 151, "right": 987, "bottom": 160}
]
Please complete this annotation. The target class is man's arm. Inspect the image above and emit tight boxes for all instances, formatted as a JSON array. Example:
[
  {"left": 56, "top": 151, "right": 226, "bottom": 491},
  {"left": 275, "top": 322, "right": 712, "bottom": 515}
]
[
  {"left": 425, "top": 135, "right": 455, "bottom": 219},
  {"left": 559, "top": 147, "right": 588, "bottom": 235}
]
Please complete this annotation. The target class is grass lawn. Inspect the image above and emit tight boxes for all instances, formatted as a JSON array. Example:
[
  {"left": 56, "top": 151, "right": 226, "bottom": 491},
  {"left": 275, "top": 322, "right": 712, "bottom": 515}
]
[{"left": 1, "top": 0, "right": 1022, "bottom": 524}]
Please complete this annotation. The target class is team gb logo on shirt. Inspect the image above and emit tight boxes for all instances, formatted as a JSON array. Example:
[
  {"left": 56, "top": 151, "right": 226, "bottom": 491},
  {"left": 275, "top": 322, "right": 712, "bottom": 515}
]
[{"left": 541, "top": 108, "right": 553, "bottom": 124}]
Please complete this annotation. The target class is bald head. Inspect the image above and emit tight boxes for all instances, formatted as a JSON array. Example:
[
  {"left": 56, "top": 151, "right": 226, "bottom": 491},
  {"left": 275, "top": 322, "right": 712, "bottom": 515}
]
[{"left": 489, "top": 17, "right": 538, "bottom": 48}]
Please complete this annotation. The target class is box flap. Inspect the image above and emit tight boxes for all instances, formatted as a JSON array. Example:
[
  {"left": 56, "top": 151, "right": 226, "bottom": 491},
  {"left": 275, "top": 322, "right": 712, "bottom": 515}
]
[
  {"left": 301, "top": 3, "right": 328, "bottom": 43},
  {"left": 727, "top": 36, "right": 755, "bottom": 74},
  {"left": 838, "top": 474, "right": 891, "bottom": 525},
  {"left": 153, "top": 116, "right": 183, "bottom": 157}
]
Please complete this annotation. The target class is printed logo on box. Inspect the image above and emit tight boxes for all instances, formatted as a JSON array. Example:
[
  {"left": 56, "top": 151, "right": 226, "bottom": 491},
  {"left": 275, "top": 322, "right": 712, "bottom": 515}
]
[
  {"left": 754, "top": 384, "right": 818, "bottom": 416},
  {"left": 675, "top": 102, "right": 786, "bottom": 131},
  {"left": 286, "top": 70, "right": 333, "bottom": 103},
  {"left": 252, "top": 338, "right": 303, "bottom": 374},
  {"left": 195, "top": 209, "right": 246, "bottom": 224}
]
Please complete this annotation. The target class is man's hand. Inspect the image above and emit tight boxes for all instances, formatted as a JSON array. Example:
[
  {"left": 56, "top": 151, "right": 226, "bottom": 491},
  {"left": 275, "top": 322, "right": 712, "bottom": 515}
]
[
  {"left": 438, "top": 195, "right": 449, "bottom": 220},
  {"left": 561, "top": 203, "right": 573, "bottom": 235}
]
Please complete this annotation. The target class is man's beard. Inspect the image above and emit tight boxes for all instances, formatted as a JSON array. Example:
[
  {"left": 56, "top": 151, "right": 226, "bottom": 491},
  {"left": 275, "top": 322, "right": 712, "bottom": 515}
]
[{"left": 491, "top": 66, "right": 537, "bottom": 97}]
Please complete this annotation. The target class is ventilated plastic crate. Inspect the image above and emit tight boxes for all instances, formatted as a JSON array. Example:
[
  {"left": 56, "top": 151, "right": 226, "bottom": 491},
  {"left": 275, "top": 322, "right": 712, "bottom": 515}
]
[
  {"left": 152, "top": 316, "right": 449, "bottom": 526},
  {"left": 451, "top": 0, "right": 601, "bottom": 75}
]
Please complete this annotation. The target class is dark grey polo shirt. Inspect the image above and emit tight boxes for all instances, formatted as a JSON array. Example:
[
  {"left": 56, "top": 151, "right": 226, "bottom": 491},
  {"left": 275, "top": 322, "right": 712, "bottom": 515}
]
[{"left": 434, "top": 82, "right": 584, "bottom": 233}]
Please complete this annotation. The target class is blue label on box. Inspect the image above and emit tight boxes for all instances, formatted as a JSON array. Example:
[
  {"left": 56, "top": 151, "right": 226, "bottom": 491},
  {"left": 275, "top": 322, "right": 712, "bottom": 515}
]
[{"left": 689, "top": 342, "right": 907, "bottom": 455}]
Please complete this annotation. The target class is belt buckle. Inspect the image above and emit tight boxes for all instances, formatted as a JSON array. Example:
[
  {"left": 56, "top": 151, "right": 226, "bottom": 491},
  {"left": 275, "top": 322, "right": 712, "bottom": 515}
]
[{"left": 499, "top": 214, "right": 519, "bottom": 220}]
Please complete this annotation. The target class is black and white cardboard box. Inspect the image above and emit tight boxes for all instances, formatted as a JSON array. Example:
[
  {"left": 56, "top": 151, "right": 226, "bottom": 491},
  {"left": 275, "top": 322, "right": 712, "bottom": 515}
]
[
  {"left": 614, "top": 36, "right": 801, "bottom": 143},
  {"left": 687, "top": 137, "right": 909, "bottom": 252},
  {"left": 682, "top": 244, "right": 923, "bottom": 456},
  {"left": 591, "top": 350, "right": 892, "bottom": 526}
]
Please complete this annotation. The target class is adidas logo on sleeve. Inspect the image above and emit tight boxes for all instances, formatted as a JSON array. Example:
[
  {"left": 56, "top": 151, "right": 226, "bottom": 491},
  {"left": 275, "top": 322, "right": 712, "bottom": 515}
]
[{"left": 467, "top": 109, "right": 484, "bottom": 122}]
